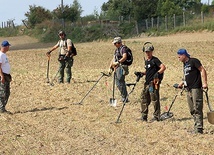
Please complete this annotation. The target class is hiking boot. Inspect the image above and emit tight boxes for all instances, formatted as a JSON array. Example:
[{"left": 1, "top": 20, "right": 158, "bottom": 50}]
[
  {"left": 120, "top": 98, "right": 129, "bottom": 103},
  {"left": 0, "top": 109, "right": 12, "bottom": 114},
  {"left": 136, "top": 117, "right": 147, "bottom": 122},
  {"left": 188, "top": 129, "right": 203, "bottom": 134},
  {"left": 149, "top": 117, "right": 159, "bottom": 123}
]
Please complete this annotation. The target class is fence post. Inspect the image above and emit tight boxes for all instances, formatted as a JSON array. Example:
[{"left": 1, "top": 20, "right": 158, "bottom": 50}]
[
  {"left": 165, "top": 15, "right": 168, "bottom": 31},
  {"left": 157, "top": 16, "right": 159, "bottom": 29},
  {"left": 201, "top": 11, "right": 204, "bottom": 24},
  {"left": 135, "top": 20, "right": 139, "bottom": 35},
  {"left": 145, "top": 19, "right": 148, "bottom": 29},
  {"left": 183, "top": 12, "right": 186, "bottom": 26},
  {"left": 151, "top": 17, "right": 154, "bottom": 28},
  {"left": 173, "top": 14, "right": 176, "bottom": 28}
]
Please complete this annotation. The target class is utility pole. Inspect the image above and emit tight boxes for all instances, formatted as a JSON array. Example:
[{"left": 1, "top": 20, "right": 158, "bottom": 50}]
[{"left": 61, "top": 0, "right": 65, "bottom": 28}]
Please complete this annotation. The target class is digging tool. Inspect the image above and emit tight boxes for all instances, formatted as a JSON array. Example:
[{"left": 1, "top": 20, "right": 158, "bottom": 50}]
[
  {"left": 46, "top": 56, "right": 50, "bottom": 83},
  {"left": 78, "top": 72, "right": 110, "bottom": 105},
  {"left": 116, "top": 72, "right": 143, "bottom": 123},
  {"left": 110, "top": 72, "right": 117, "bottom": 107},
  {"left": 160, "top": 84, "right": 184, "bottom": 121},
  {"left": 203, "top": 88, "right": 214, "bottom": 125}
]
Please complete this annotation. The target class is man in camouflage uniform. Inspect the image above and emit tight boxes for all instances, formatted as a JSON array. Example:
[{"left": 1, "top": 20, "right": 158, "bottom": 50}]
[
  {"left": 177, "top": 49, "right": 208, "bottom": 134},
  {"left": 47, "top": 30, "right": 76, "bottom": 84},
  {"left": 0, "top": 41, "right": 12, "bottom": 114}
]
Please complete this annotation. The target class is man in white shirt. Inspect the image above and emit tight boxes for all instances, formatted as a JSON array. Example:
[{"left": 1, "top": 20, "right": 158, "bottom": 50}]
[{"left": 0, "top": 40, "right": 12, "bottom": 114}]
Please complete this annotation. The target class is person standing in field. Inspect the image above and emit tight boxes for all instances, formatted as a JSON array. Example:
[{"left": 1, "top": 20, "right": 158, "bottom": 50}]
[
  {"left": 176, "top": 49, "right": 208, "bottom": 134},
  {"left": 46, "top": 30, "right": 76, "bottom": 84},
  {"left": 0, "top": 41, "right": 12, "bottom": 114},
  {"left": 139, "top": 42, "right": 166, "bottom": 122},
  {"left": 109, "top": 37, "right": 129, "bottom": 103}
]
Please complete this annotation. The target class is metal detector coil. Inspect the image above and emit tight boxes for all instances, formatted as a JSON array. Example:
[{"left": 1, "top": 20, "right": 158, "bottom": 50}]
[{"left": 160, "top": 87, "right": 184, "bottom": 121}]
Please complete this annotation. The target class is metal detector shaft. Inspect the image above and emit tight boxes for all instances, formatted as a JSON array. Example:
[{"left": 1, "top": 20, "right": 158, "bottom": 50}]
[
  {"left": 46, "top": 56, "right": 50, "bottom": 83},
  {"left": 78, "top": 72, "right": 109, "bottom": 105},
  {"left": 49, "top": 68, "right": 60, "bottom": 86},
  {"left": 167, "top": 88, "right": 184, "bottom": 113},
  {"left": 116, "top": 82, "right": 137, "bottom": 123}
]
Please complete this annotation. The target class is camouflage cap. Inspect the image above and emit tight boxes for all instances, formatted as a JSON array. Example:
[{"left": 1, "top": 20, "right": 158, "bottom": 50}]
[{"left": 112, "top": 37, "right": 122, "bottom": 44}]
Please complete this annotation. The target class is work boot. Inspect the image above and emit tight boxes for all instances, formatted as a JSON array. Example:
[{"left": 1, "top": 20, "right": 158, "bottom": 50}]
[
  {"left": 120, "top": 98, "right": 129, "bottom": 103},
  {"left": 149, "top": 117, "right": 159, "bottom": 123}
]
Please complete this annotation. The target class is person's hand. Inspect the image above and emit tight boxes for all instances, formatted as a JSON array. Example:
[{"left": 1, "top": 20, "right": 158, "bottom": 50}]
[
  {"left": 112, "top": 61, "right": 119, "bottom": 67},
  {"left": 108, "top": 68, "right": 113, "bottom": 75},
  {"left": 202, "top": 83, "right": 208, "bottom": 89},
  {"left": 46, "top": 51, "right": 51, "bottom": 57}
]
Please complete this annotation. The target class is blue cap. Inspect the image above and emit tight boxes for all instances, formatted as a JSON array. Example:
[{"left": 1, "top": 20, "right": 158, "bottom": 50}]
[
  {"left": 177, "top": 49, "right": 190, "bottom": 58},
  {"left": 1, "top": 40, "right": 11, "bottom": 47}
]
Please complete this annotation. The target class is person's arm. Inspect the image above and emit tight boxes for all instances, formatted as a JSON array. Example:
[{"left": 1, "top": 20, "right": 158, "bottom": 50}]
[
  {"left": 118, "top": 53, "right": 127, "bottom": 63},
  {"left": 0, "top": 65, "right": 5, "bottom": 84},
  {"left": 198, "top": 65, "right": 208, "bottom": 88},
  {"left": 158, "top": 63, "right": 166, "bottom": 74},
  {"left": 46, "top": 43, "right": 59, "bottom": 56}
]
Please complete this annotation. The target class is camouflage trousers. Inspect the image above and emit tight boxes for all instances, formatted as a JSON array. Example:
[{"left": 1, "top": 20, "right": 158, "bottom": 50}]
[
  {"left": 140, "top": 83, "right": 160, "bottom": 120},
  {"left": 186, "top": 88, "right": 203, "bottom": 131},
  {"left": 0, "top": 81, "right": 10, "bottom": 111},
  {"left": 58, "top": 57, "right": 74, "bottom": 83}
]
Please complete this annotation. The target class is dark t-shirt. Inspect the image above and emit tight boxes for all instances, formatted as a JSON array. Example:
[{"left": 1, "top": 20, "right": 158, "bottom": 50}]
[
  {"left": 183, "top": 58, "right": 202, "bottom": 89},
  {"left": 144, "top": 56, "right": 163, "bottom": 85},
  {"left": 114, "top": 45, "right": 127, "bottom": 62}
]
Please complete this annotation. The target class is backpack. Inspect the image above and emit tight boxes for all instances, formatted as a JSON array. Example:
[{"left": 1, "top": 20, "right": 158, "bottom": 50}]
[
  {"left": 64, "top": 39, "right": 77, "bottom": 56},
  {"left": 71, "top": 42, "right": 77, "bottom": 56},
  {"left": 121, "top": 45, "right": 133, "bottom": 66}
]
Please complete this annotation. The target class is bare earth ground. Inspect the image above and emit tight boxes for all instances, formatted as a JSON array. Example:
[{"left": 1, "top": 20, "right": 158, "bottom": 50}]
[{"left": 0, "top": 32, "right": 214, "bottom": 154}]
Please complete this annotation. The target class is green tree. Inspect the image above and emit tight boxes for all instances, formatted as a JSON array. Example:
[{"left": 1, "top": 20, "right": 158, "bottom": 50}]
[
  {"left": 25, "top": 5, "right": 52, "bottom": 28},
  {"left": 52, "top": 0, "right": 82, "bottom": 22},
  {"left": 160, "top": 0, "right": 182, "bottom": 16}
]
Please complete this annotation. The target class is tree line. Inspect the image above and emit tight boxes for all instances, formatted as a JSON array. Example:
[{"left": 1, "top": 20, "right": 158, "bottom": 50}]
[{"left": 24, "top": 0, "right": 212, "bottom": 28}]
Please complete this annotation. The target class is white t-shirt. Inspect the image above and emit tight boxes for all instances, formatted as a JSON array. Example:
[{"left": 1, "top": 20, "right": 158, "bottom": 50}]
[
  {"left": 56, "top": 39, "right": 72, "bottom": 55},
  {"left": 0, "top": 51, "right": 10, "bottom": 74}
]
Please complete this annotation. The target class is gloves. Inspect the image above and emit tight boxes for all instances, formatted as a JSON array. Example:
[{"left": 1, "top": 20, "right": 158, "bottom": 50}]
[{"left": 134, "top": 71, "right": 144, "bottom": 78}]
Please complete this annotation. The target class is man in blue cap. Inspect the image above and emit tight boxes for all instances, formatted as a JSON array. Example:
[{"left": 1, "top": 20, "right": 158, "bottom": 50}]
[
  {"left": 0, "top": 40, "right": 12, "bottom": 114},
  {"left": 177, "top": 48, "right": 208, "bottom": 134}
]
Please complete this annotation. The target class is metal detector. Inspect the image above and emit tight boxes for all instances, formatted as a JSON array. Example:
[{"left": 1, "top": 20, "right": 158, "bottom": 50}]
[
  {"left": 203, "top": 88, "right": 214, "bottom": 125},
  {"left": 116, "top": 72, "right": 143, "bottom": 123},
  {"left": 160, "top": 85, "right": 184, "bottom": 121},
  {"left": 49, "top": 68, "right": 60, "bottom": 86},
  {"left": 110, "top": 72, "right": 117, "bottom": 107},
  {"left": 46, "top": 56, "right": 50, "bottom": 83},
  {"left": 77, "top": 72, "right": 110, "bottom": 105}
]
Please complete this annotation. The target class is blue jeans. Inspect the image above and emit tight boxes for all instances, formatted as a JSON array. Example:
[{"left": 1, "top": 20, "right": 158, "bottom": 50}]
[{"left": 115, "top": 66, "right": 128, "bottom": 100}]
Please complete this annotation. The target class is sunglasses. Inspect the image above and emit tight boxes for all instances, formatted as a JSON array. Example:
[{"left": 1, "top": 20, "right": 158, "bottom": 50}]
[{"left": 59, "top": 33, "right": 64, "bottom": 36}]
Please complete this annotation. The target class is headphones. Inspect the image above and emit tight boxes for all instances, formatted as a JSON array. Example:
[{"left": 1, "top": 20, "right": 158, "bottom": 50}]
[{"left": 142, "top": 42, "right": 154, "bottom": 52}]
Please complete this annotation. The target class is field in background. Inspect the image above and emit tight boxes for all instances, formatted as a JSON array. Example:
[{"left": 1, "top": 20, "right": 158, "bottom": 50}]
[{"left": 0, "top": 32, "right": 214, "bottom": 154}]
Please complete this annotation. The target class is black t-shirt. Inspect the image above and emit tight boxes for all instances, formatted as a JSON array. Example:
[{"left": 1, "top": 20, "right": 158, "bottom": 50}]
[
  {"left": 183, "top": 58, "right": 202, "bottom": 89},
  {"left": 144, "top": 56, "right": 163, "bottom": 85}
]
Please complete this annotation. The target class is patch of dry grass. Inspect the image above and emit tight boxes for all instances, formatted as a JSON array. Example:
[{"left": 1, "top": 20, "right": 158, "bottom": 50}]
[{"left": 1, "top": 32, "right": 214, "bottom": 154}]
